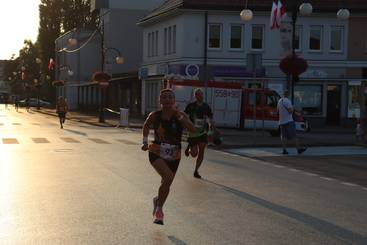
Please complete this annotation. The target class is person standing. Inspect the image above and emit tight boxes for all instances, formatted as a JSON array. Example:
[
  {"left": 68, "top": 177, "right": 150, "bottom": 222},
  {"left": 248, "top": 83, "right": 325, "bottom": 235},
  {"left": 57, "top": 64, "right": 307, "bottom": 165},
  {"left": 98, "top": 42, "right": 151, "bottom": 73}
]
[
  {"left": 277, "top": 90, "right": 307, "bottom": 155},
  {"left": 141, "top": 89, "right": 196, "bottom": 225},
  {"left": 184, "top": 88, "right": 214, "bottom": 179},
  {"left": 56, "top": 96, "right": 68, "bottom": 129}
]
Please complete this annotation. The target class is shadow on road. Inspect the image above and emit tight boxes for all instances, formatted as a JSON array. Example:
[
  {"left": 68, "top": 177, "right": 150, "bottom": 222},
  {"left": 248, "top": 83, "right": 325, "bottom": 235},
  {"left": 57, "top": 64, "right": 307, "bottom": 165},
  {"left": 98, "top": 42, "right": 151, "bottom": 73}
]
[{"left": 203, "top": 179, "right": 367, "bottom": 244}]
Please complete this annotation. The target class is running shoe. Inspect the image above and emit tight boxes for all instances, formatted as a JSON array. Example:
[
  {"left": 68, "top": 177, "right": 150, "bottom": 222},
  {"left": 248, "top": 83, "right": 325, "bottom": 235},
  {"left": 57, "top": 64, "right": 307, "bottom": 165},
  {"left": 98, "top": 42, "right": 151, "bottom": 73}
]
[
  {"left": 153, "top": 209, "right": 164, "bottom": 225},
  {"left": 152, "top": 197, "right": 158, "bottom": 216},
  {"left": 193, "top": 171, "right": 202, "bottom": 179}
]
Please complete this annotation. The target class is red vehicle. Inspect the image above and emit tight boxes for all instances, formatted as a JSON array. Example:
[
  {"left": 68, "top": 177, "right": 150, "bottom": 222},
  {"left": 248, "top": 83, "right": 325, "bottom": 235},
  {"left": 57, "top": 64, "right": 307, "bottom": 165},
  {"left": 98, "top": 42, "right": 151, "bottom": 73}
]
[{"left": 240, "top": 88, "right": 309, "bottom": 136}]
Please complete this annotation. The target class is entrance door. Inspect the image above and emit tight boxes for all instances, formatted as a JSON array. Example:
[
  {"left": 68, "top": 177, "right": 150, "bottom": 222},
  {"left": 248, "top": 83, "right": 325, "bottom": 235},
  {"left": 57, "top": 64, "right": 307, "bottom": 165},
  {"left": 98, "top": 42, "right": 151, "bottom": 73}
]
[{"left": 326, "top": 85, "right": 341, "bottom": 125}]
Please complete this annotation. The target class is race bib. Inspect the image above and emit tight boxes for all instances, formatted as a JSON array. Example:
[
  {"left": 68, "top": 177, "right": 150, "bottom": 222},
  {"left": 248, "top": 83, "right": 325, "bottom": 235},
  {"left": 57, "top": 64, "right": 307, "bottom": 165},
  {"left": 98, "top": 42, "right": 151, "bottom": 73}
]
[
  {"left": 194, "top": 118, "right": 205, "bottom": 128},
  {"left": 160, "top": 143, "right": 178, "bottom": 160}
]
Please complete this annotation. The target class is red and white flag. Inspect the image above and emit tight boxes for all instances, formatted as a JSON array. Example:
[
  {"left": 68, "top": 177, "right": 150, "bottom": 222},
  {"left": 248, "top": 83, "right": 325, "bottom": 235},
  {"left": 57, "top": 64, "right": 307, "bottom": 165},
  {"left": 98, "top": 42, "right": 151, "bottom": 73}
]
[
  {"left": 270, "top": 0, "right": 286, "bottom": 29},
  {"left": 48, "top": 58, "right": 55, "bottom": 71}
]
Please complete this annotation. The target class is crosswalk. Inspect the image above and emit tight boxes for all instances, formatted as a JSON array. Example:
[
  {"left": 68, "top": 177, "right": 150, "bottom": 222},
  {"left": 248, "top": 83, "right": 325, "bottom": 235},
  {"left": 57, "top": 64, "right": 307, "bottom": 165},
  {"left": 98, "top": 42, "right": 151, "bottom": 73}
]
[{"left": 0, "top": 137, "right": 139, "bottom": 145}]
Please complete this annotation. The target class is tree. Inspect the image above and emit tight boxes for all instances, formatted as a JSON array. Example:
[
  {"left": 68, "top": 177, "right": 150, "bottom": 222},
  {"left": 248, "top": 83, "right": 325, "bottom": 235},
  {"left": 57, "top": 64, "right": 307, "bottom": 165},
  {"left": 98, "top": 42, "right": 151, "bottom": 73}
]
[{"left": 37, "top": 0, "right": 96, "bottom": 103}]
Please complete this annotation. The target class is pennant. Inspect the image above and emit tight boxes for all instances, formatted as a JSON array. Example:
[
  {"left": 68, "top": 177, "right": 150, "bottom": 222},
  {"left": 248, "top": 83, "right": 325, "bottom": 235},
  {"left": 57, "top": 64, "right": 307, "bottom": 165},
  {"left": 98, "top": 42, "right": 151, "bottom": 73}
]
[{"left": 48, "top": 58, "right": 55, "bottom": 71}]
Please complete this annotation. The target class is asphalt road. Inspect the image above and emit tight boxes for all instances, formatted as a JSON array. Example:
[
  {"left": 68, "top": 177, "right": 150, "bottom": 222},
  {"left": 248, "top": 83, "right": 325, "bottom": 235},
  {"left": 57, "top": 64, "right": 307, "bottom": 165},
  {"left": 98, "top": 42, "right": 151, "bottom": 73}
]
[{"left": 1, "top": 106, "right": 367, "bottom": 244}]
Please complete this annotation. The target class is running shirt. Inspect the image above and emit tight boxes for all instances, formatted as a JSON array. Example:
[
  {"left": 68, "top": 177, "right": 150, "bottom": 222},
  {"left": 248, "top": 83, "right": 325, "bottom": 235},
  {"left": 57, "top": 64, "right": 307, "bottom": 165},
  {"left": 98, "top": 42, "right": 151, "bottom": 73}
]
[
  {"left": 184, "top": 102, "right": 213, "bottom": 138},
  {"left": 148, "top": 110, "right": 183, "bottom": 160}
]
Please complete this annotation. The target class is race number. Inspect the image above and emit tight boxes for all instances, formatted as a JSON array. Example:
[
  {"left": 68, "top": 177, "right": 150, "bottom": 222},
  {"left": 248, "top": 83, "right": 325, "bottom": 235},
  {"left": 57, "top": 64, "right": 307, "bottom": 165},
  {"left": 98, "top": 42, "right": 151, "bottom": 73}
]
[{"left": 160, "top": 143, "right": 178, "bottom": 160}]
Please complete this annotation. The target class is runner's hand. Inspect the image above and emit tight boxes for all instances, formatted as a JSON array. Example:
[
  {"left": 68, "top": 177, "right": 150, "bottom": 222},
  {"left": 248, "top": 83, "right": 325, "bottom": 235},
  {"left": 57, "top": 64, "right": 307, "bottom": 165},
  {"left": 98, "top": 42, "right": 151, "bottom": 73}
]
[{"left": 141, "top": 143, "right": 148, "bottom": 151}]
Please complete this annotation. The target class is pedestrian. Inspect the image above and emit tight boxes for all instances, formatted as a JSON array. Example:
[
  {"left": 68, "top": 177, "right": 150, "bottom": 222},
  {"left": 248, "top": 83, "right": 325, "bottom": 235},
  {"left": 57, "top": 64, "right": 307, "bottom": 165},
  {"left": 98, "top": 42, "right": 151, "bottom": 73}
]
[
  {"left": 356, "top": 118, "right": 365, "bottom": 143},
  {"left": 56, "top": 96, "right": 68, "bottom": 129},
  {"left": 25, "top": 98, "right": 30, "bottom": 112},
  {"left": 277, "top": 90, "right": 307, "bottom": 155},
  {"left": 141, "top": 88, "right": 196, "bottom": 225},
  {"left": 184, "top": 88, "right": 214, "bottom": 179},
  {"left": 14, "top": 96, "right": 19, "bottom": 112}
]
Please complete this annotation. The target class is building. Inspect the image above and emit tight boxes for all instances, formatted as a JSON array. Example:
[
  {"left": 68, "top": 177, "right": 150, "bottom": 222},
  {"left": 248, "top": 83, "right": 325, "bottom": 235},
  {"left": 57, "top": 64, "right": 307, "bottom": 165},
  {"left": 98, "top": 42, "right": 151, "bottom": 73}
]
[
  {"left": 138, "top": 0, "right": 367, "bottom": 127},
  {"left": 0, "top": 60, "right": 10, "bottom": 101},
  {"left": 55, "top": 0, "right": 164, "bottom": 114}
]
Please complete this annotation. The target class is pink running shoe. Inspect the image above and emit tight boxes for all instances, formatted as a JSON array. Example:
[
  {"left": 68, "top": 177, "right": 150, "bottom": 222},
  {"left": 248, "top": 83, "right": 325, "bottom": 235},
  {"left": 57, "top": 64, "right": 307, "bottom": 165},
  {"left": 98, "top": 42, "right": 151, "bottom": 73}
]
[{"left": 153, "top": 209, "right": 164, "bottom": 225}]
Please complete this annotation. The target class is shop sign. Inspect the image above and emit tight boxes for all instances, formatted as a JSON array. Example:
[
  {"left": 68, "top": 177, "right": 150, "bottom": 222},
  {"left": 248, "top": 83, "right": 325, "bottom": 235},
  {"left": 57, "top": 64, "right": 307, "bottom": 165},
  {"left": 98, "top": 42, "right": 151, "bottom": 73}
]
[{"left": 348, "top": 80, "right": 361, "bottom": 86}]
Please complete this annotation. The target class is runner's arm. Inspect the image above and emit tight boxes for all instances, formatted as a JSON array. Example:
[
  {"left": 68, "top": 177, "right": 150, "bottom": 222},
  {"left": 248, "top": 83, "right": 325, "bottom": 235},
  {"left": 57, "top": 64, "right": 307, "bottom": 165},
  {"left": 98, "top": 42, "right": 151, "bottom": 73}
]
[
  {"left": 176, "top": 111, "right": 196, "bottom": 133},
  {"left": 141, "top": 112, "right": 154, "bottom": 150}
]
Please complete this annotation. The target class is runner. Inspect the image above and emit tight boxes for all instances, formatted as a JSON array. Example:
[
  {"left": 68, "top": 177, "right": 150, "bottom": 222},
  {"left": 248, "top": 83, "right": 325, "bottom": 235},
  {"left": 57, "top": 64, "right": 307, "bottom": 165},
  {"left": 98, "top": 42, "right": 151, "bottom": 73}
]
[
  {"left": 184, "top": 88, "right": 213, "bottom": 179},
  {"left": 56, "top": 96, "right": 68, "bottom": 129},
  {"left": 141, "top": 88, "right": 196, "bottom": 225}
]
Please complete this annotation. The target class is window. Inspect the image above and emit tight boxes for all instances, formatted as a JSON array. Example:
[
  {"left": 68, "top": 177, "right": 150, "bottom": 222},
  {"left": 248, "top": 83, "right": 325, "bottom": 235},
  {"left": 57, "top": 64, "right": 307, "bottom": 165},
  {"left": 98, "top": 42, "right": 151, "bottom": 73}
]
[
  {"left": 348, "top": 85, "right": 361, "bottom": 118},
  {"left": 295, "top": 25, "right": 302, "bottom": 51},
  {"left": 168, "top": 26, "right": 172, "bottom": 53},
  {"left": 148, "top": 33, "right": 151, "bottom": 57},
  {"left": 154, "top": 31, "right": 159, "bottom": 56},
  {"left": 208, "top": 24, "right": 221, "bottom": 49},
  {"left": 251, "top": 25, "right": 264, "bottom": 50},
  {"left": 230, "top": 25, "right": 242, "bottom": 49},
  {"left": 266, "top": 93, "right": 280, "bottom": 107},
  {"left": 330, "top": 26, "right": 343, "bottom": 52},
  {"left": 309, "top": 26, "right": 322, "bottom": 51},
  {"left": 172, "top": 25, "right": 176, "bottom": 53},
  {"left": 249, "top": 92, "right": 261, "bottom": 106},
  {"left": 294, "top": 85, "right": 323, "bottom": 115}
]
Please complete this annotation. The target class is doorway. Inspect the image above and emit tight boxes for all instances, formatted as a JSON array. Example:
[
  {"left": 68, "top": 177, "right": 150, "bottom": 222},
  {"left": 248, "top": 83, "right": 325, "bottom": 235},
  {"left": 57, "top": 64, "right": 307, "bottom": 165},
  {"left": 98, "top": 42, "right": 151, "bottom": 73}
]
[{"left": 326, "top": 85, "right": 341, "bottom": 125}]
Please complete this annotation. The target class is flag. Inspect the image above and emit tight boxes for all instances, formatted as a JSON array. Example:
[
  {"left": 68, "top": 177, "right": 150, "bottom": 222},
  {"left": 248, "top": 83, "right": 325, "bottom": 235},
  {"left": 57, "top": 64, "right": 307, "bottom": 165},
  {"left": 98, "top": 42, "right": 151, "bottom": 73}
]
[
  {"left": 270, "top": 0, "right": 286, "bottom": 30},
  {"left": 48, "top": 58, "right": 55, "bottom": 71},
  {"left": 270, "top": 0, "right": 279, "bottom": 29},
  {"left": 276, "top": 0, "right": 286, "bottom": 26}
]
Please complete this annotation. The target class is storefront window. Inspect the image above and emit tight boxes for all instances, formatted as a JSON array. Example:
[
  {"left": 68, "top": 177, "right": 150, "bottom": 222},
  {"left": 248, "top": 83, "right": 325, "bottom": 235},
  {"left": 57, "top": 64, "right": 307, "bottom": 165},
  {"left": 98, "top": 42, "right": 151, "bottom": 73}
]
[
  {"left": 294, "top": 85, "right": 323, "bottom": 115},
  {"left": 348, "top": 85, "right": 360, "bottom": 118}
]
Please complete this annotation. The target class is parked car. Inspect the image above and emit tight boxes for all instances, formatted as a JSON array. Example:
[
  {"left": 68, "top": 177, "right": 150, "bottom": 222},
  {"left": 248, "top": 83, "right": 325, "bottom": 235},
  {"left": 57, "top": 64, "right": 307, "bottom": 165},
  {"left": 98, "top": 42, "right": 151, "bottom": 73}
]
[{"left": 19, "top": 98, "right": 52, "bottom": 108}]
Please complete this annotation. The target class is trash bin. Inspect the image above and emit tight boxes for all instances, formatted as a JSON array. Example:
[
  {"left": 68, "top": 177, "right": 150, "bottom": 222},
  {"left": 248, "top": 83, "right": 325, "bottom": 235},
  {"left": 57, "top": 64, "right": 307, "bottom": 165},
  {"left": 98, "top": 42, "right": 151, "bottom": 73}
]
[{"left": 120, "top": 108, "right": 129, "bottom": 127}]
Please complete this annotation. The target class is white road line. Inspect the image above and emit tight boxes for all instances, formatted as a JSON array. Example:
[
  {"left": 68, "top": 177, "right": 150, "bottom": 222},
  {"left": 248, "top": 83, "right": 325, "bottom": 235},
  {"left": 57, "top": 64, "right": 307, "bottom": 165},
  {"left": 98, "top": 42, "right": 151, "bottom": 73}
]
[
  {"left": 320, "top": 177, "right": 335, "bottom": 181},
  {"left": 304, "top": 172, "right": 319, "bottom": 177},
  {"left": 362, "top": 187, "right": 367, "bottom": 191},
  {"left": 288, "top": 168, "right": 300, "bottom": 172},
  {"left": 341, "top": 182, "right": 358, "bottom": 187},
  {"left": 272, "top": 165, "right": 285, "bottom": 168}
]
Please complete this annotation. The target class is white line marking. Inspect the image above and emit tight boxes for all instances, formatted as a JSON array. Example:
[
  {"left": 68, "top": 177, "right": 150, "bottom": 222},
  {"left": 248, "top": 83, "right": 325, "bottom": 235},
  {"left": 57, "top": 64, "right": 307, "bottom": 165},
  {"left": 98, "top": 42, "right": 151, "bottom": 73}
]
[
  {"left": 341, "top": 182, "right": 358, "bottom": 187},
  {"left": 273, "top": 165, "right": 285, "bottom": 168},
  {"left": 362, "top": 187, "right": 367, "bottom": 191},
  {"left": 304, "top": 172, "right": 319, "bottom": 177},
  {"left": 288, "top": 168, "right": 300, "bottom": 172},
  {"left": 320, "top": 177, "right": 334, "bottom": 181}
]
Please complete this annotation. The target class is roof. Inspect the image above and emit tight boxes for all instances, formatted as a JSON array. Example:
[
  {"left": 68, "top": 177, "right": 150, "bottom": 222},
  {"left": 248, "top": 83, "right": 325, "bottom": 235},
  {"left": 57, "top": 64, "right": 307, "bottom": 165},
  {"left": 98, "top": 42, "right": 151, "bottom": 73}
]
[{"left": 139, "top": 0, "right": 367, "bottom": 24}]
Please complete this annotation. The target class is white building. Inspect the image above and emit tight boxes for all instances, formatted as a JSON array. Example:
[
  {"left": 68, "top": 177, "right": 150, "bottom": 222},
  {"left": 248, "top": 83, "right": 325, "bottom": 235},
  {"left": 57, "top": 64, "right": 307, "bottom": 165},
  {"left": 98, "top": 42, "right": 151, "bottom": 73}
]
[{"left": 138, "top": 0, "right": 367, "bottom": 127}]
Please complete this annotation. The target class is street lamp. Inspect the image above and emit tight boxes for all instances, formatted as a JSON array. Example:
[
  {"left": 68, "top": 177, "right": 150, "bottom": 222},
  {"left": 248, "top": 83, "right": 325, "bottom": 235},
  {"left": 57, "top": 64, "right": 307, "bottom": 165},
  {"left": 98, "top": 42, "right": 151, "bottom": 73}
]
[
  {"left": 280, "top": 1, "right": 350, "bottom": 103},
  {"left": 240, "top": 0, "right": 253, "bottom": 22}
]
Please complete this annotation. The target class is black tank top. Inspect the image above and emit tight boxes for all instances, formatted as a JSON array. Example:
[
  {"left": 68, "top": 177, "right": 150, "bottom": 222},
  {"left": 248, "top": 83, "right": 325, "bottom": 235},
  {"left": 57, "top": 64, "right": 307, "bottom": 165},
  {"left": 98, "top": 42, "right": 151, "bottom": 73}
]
[{"left": 152, "top": 110, "right": 183, "bottom": 147}]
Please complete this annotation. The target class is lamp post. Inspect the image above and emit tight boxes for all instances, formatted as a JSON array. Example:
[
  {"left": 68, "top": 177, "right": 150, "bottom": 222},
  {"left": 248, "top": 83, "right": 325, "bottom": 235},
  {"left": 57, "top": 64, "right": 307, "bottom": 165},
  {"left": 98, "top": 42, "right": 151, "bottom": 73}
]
[
  {"left": 35, "top": 58, "right": 42, "bottom": 110},
  {"left": 68, "top": 13, "right": 124, "bottom": 123}
]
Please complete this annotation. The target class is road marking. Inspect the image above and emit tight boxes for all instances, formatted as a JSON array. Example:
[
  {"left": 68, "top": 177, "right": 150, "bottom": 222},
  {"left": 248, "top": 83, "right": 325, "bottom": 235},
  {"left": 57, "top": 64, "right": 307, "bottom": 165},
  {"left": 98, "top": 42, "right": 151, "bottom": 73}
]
[
  {"left": 362, "top": 187, "right": 367, "bottom": 191},
  {"left": 60, "top": 137, "right": 81, "bottom": 143},
  {"left": 32, "top": 138, "right": 50, "bottom": 143},
  {"left": 2, "top": 138, "right": 19, "bottom": 144},
  {"left": 320, "top": 177, "right": 334, "bottom": 181},
  {"left": 273, "top": 165, "right": 285, "bottom": 168},
  {"left": 341, "top": 182, "right": 358, "bottom": 187},
  {"left": 288, "top": 168, "right": 300, "bottom": 172},
  {"left": 304, "top": 172, "right": 319, "bottom": 177},
  {"left": 89, "top": 138, "right": 110, "bottom": 144},
  {"left": 12, "top": 123, "right": 21, "bottom": 125}
]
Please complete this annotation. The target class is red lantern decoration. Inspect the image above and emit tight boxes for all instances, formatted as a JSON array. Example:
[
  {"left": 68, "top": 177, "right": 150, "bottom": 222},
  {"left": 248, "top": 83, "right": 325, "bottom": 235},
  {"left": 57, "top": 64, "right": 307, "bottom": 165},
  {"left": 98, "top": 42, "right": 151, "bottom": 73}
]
[
  {"left": 52, "top": 80, "right": 65, "bottom": 87},
  {"left": 279, "top": 54, "right": 308, "bottom": 77},
  {"left": 92, "top": 71, "right": 111, "bottom": 88}
]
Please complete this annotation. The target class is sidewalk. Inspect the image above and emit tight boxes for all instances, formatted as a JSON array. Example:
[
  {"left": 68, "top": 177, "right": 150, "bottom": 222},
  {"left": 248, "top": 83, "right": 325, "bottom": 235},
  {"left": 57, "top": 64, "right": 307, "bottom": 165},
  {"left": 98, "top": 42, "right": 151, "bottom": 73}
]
[{"left": 34, "top": 108, "right": 360, "bottom": 148}]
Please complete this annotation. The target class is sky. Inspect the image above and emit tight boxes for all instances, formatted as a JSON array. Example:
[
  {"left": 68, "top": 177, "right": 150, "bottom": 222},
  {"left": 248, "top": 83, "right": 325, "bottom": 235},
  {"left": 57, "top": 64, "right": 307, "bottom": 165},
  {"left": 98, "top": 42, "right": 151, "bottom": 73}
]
[{"left": 0, "top": 0, "right": 41, "bottom": 60}]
